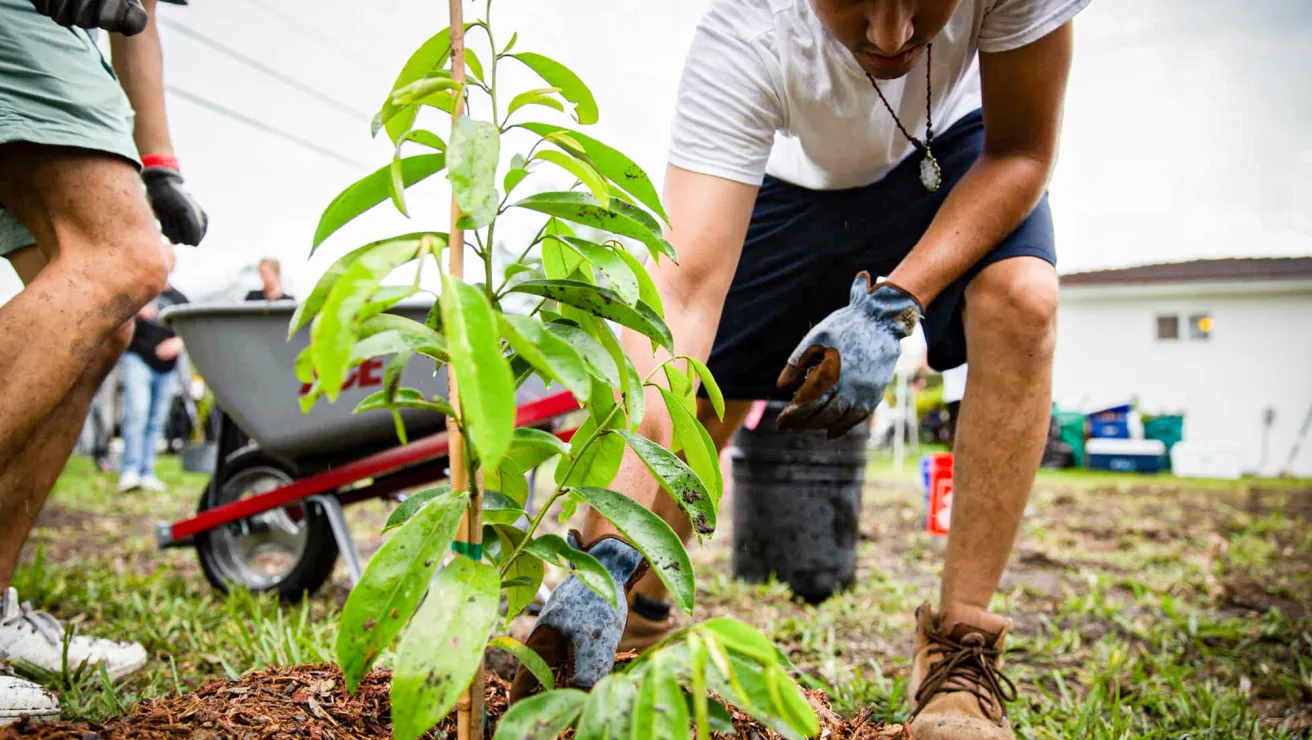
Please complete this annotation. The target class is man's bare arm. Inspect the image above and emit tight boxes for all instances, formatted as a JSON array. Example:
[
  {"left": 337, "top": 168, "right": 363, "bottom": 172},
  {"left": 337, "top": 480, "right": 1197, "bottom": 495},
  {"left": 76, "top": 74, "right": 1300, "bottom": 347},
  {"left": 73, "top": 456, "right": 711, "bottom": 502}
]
[
  {"left": 109, "top": 0, "right": 173, "bottom": 156},
  {"left": 888, "top": 22, "right": 1073, "bottom": 307},
  {"left": 588, "top": 165, "right": 757, "bottom": 531}
]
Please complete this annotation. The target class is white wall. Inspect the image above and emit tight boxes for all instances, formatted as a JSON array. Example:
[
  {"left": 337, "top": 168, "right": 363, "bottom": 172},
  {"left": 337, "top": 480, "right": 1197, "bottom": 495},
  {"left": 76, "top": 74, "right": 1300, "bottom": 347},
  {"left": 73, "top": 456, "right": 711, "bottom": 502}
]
[{"left": 1053, "top": 279, "right": 1312, "bottom": 477}]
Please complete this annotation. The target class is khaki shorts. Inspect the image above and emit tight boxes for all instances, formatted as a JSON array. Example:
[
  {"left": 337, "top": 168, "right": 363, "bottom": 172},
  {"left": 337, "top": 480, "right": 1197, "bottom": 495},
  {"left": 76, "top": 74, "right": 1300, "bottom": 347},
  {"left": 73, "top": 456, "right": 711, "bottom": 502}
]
[{"left": 0, "top": 0, "right": 140, "bottom": 256}]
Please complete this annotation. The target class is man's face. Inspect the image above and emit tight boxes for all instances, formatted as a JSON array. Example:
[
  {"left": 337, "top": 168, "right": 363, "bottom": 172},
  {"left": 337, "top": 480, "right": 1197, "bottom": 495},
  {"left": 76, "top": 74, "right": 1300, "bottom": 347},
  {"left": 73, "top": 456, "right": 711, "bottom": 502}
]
[
  {"left": 259, "top": 263, "right": 280, "bottom": 292},
  {"left": 810, "top": 0, "right": 962, "bottom": 79}
]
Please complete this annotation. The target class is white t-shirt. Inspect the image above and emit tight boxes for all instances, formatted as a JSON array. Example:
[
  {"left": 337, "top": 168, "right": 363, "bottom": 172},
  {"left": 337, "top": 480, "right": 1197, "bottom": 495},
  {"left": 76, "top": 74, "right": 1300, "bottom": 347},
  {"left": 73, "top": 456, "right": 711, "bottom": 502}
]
[{"left": 668, "top": 0, "right": 1088, "bottom": 190}]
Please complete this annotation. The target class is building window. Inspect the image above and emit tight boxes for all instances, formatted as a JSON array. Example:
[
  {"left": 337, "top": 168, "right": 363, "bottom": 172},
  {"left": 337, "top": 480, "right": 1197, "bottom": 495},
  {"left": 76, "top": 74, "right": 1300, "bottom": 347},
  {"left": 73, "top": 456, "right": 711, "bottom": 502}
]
[
  {"left": 1156, "top": 315, "right": 1179, "bottom": 340},
  {"left": 1189, "top": 313, "right": 1213, "bottom": 340}
]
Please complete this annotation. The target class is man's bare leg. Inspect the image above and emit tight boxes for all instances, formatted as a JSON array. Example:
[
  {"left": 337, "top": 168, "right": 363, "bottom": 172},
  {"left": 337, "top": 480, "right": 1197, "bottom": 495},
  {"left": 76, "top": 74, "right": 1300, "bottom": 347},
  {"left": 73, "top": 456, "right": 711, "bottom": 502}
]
[
  {"left": 0, "top": 249, "right": 132, "bottom": 589},
  {"left": 939, "top": 256, "right": 1058, "bottom": 619},
  {"left": 0, "top": 144, "right": 168, "bottom": 471}
]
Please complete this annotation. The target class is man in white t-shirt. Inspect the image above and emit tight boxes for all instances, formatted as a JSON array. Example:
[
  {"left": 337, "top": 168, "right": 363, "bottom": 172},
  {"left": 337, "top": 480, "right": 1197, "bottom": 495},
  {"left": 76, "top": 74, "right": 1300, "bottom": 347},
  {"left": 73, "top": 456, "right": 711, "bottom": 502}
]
[{"left": 515, "top": 0, "right": 1085, "bottom": 735}]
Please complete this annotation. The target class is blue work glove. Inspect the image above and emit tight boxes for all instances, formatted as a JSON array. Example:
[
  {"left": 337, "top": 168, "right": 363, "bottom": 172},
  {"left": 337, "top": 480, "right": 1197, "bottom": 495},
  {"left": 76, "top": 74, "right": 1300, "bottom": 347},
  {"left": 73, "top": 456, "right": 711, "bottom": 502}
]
[
  {"left": 28, "top": 0, "right": 147, "bottom": 35},
  {"left": 776, "top": 271, "right": 921, "bottom": 439},
  {"left": 509, "top": 532, "right": 646, "bottom": 702}
]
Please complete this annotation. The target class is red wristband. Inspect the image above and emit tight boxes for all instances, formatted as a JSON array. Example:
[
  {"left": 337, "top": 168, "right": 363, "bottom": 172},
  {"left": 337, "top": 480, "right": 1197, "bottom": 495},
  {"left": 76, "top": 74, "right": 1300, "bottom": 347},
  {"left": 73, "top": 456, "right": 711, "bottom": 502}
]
[{"left": 141, "top": 153, "right": 180, "bottom": 171}]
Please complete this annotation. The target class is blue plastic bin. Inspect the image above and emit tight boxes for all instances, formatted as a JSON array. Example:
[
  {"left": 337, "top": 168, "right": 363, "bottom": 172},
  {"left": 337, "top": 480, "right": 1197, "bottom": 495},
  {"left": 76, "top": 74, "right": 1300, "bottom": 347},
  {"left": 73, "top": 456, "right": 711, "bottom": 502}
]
[{"left": 1088, "top": 404, "right": 1132, "bottom": 439}]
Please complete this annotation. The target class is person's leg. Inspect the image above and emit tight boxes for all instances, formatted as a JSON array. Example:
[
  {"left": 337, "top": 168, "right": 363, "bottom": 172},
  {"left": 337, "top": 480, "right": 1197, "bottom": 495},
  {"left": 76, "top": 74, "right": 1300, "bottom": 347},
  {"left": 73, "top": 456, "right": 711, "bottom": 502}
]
[
  {"left": 139, "top": 366, "right": 175, "bottom": 481},
  {"left": 939, "top": 256, "right": 1057, "bottom": 617},
  {"left": 0, "top": 246, "right": 135, "bottom": 591},
  {"left": 0, "top": 143, "right": 168, "bottom": 471},
  {"left": 117, "top": 353, "right": 151, "bottom": 484}
]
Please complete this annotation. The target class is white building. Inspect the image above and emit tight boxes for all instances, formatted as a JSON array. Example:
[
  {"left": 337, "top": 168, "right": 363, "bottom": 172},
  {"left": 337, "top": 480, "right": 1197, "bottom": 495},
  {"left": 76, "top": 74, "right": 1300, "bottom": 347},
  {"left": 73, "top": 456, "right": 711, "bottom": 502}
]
[{"left": 1054, "top": 258, "right": 1312, "bottom": 477}]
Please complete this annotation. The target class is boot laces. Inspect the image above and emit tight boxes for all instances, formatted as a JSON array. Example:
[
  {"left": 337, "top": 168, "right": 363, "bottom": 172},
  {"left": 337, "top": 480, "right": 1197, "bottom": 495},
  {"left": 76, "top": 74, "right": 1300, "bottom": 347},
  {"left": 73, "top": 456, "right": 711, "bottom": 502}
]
[{"left": 909, "top": 627, "right": 1018, "bottom": 727}]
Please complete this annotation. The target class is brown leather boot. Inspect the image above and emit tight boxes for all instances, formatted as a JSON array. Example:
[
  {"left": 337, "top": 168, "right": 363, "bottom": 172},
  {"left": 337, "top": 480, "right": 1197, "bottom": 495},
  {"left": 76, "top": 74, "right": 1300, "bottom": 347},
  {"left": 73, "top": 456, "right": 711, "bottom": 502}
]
[
  {"left": 907, "top": 602, "right": 1019, "bottom": 740},
  {"left": 617, "top": 593, "right": 679, "bottom": 654}
]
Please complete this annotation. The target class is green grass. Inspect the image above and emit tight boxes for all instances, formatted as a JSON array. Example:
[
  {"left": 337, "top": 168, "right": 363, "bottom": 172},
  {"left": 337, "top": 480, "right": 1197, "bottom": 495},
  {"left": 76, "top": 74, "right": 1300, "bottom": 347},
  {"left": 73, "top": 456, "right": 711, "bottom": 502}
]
[{"left": 10, "top": 451, "right": 1312, "bottom": 734}]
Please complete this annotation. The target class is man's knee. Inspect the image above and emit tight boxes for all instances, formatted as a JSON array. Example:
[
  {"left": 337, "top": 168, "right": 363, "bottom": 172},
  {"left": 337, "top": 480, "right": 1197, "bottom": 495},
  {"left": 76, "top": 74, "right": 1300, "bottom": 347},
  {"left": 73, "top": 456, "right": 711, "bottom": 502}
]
[
  {"left": 89, "top": 225, "right": 169, "bottom": 313},
  {"left": 966, "top": 258, "right": 1059, "bottom": 358},
  {"left": 105, "top": 321, "right": 135, "bottom": 358}
]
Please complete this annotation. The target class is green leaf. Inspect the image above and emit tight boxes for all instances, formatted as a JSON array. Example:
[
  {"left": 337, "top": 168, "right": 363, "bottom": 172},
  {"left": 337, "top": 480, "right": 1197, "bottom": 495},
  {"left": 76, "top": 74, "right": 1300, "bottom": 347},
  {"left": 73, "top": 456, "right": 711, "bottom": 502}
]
[
  {"left": 312, "top": 239, "right": 423, "bottom": 400},
  {"left": 587, "top": 316, "right": 643, "bottom": 429},
  {"left": 387, "top": 154, "right": 408, "bottom": 217},
  {"left": 396, "top": 129, "right": 445, "bottom": 152},
  {"left": 358, "top": 285, "right": 420, "bottom": 324},
  {"left": 507, "top": 427, "right": 570, "bottom": 472},
  {"left": 618, "top": 427, "right": 715, "bottom": 537},
  {"left": 512, "top": 279, "right": 672, "bottom": 351},
  {"left": 514, "top": 192, "right": 674, "bottom": 265},
  {"left": 294, "top": 346, "right": 314, "bottom": 383},
  {"left": 503, "top": 263, "right": 534, "bottom": 281},
  {"left": 533, "top": 151, "right": 609, "bottom": 209},
  {"left": 492, "top": 525, "right": 543, "bottom": 622},
  {"left": 544, "top": 322, "right": 619, "bottom": 386},
  {"left": 441, "top": 275, "right": 514, "bottom": 470},
  {"left": 481, "top": 489, "right": 526, "bottom": 526},
  {"left": 520, "top": 123, "right": 668, "bottom": 225},
  {"left": 557, "top": 237, "right": 639, "bottom": 306},
  {"left": 498, "top": 314, "right": 591, "bottom": 403},
  {"left": 484, "top": 456, "right": 528, "bottom": 508},
  {"left": 555, "top": 420, "right": 624, "bottom": 489},
  {"left": 502, "top": 31, "right": 519, "bottom": 55},
  {"left": 492, "top": 688, "right": 588, "bottom": 740},
  {"left": 381, "top": 484, "right": 452, "bottom": 533},
  {"left": 391, "top": 557, "right": 500, "bottom": 740},
  {"left": 355, "top": 314, "right": 449, "bottom": 362},
  {"left": 507, "top": 87, "right": 565, "bottom": 119},
  {"left": 614, "top": 249, "right": 664, "bottom": 317},
  {"left": 687, "top": 633, "right": 712, "bottom": 738},
  {"left": 765, "top": 664, "right": 819, "bottom": 738},
  {"left": 378, "top": 26, "right": 455, "bottom": 142},
  {"left": 292, "top": 232, "right": 443, "bottom": 338},
  {"left": 487, "top": 636, "right": 553, "bottom": 693},
  {"left": 336, "top": 488, "right": 467, "bottom": 693},
  {"left": 464, "top": 47, "right": 485, "bottom": 82},
  {"left": 503, "top": 167, "right": 529, "bottom": 194},
  {"left": 511, "top": 52, "right": 597, "bottom": 125},
  {"left": 448, "top": 118, "right": 500, "bottom": 230},
  {"left": 700, "top": 619, "right": 779, "bottom": 666},
  {"left": 657, "top": 386, "right": 721, "bottom": 504},
  {"left": 575, "top": 674, "right": 637, "bottom": 740},
  {"left": 525, "top": 534, "right": 618, "bottom": 608},
  {"left": 389, "top": 73, "right": 463, "bottom": 109},
  {"left": 353, "top": 387, "right": 453, "bottom": 417},
  {"left": 571, "top": 486, "right": 695, "bottom": 615},
  {"left": 632, "top": 655, "right": 691, "bottom": 740},
  {"left": 313, "top": 156, "right": 446, "bottom": 250},
  {"left": 682, "top": 356, "right": 723, "bottom": 421}
]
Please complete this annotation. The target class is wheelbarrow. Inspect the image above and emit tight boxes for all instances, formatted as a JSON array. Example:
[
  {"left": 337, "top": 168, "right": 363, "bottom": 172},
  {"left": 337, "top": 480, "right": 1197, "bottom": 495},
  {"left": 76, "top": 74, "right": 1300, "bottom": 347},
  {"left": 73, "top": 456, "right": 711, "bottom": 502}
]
[{"left": 154, "top": 300, "right": 579, "bottom": 600}]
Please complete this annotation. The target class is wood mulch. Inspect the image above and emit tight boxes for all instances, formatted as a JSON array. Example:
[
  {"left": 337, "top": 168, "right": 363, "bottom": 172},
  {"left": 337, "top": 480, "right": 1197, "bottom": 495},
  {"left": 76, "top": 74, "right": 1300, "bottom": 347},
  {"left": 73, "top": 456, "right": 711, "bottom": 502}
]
[{"left": 0, "top": 663, "right": 909, "bottom": 739}]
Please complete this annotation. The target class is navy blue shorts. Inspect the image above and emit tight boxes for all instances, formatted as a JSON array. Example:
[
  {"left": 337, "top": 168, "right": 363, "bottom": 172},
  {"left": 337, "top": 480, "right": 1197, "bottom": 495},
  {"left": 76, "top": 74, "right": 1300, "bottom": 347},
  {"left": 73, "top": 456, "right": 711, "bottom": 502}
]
[{"left": 705, "top": 109, "right": 1056, "bottom": 401}]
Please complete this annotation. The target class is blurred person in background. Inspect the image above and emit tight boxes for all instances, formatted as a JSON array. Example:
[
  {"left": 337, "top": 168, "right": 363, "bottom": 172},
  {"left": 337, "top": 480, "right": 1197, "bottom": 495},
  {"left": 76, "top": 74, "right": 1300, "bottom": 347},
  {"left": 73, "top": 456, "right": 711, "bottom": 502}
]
[
  {"left": 244, "top": 258, "right": 293, "bottom": 302},
  {"left": 0, "top": 0, "right": 205, "bottom": 723},
  {"left": 117, "top": 243, "right": 187, "bottom": 493}
]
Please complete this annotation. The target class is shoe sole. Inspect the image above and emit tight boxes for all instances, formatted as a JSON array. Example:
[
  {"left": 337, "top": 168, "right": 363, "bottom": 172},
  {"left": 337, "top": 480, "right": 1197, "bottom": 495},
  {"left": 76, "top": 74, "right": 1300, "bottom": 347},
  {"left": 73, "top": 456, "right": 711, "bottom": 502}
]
[{"left": 0, "top": 708, "right": 61, "bottom": 726}]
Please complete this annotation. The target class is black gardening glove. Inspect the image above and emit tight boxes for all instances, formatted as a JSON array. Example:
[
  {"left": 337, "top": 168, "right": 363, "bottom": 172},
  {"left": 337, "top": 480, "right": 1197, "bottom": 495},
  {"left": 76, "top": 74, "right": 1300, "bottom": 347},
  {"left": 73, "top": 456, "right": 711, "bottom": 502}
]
[
  {"left": 509, "top": 532, "right": 647, "bottom": 702},
  {"left": 28, "top": 0, "right": 147, "bottom": 35},
  {"left": 142, "top": 159, "right": 208, "bottom": 246}
]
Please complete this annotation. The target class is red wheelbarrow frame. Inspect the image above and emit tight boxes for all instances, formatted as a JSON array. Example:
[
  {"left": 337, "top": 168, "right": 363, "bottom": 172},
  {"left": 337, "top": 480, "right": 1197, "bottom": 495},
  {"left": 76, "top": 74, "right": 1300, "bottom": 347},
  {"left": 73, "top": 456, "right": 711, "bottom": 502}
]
[{"left": 155, "top": 391, "right": 580, "bottom": 561}]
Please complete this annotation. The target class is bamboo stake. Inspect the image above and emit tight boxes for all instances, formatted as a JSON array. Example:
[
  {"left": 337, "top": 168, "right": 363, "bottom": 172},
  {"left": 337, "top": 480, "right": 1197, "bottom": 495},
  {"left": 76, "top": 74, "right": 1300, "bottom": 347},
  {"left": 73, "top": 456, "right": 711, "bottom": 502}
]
[{"left": 446, "top": 2, "right": 486, "bottom": 739}]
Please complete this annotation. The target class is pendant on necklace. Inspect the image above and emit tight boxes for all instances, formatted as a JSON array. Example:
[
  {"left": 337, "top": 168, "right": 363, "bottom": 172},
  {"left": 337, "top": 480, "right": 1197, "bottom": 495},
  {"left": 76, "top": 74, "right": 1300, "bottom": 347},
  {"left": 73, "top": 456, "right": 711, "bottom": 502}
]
[{"left": 919, "top": 150, "right": 942, "bottom": 192}]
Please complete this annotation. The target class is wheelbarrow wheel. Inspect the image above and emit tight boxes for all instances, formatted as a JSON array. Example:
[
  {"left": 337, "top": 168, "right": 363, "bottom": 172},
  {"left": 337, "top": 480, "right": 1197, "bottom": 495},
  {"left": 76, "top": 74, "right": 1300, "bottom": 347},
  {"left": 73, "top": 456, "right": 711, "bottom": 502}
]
[{"left": 196, "top": 448, "right": 339, "bottom": 601}]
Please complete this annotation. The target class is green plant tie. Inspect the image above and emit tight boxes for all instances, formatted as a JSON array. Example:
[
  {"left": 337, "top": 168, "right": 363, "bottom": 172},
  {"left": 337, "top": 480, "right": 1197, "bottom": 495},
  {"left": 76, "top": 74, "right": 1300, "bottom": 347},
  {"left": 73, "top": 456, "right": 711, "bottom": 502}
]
[{"left": 451, "top": 540, "right": 483, "bottom": 560}]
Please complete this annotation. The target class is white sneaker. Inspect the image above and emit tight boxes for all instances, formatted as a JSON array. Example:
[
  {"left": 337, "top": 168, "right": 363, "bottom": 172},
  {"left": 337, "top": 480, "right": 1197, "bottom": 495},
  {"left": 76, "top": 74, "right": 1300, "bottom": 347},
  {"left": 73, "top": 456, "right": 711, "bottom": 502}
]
[
  {"left": 138, "top": 476, "right": 167, "bottom": 492},
  {"left": 0, "top": 588, "right": 147, "bottom": 683},
  {"left": 116, "top": 472, "right": 141, "bottom": 492},
  {"left": 0, "top": 669, "right": 59, "bottom": 727}
]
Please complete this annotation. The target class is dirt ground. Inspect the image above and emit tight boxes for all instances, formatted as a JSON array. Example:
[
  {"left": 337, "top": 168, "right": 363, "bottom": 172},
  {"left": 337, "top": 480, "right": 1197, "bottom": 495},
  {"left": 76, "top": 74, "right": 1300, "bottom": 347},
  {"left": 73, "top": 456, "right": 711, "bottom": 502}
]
[{"left": 6, "top": 454, "right": 1311, "bottom": 738}]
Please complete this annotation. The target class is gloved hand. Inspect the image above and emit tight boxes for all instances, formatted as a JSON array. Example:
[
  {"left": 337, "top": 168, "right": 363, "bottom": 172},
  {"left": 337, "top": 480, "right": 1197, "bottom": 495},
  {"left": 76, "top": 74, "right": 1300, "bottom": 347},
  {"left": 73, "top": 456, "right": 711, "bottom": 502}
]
[
  {"left": 776, "top": 271, "right": 921, "bottom": 439},
  {"left": 28, "top": 0, "right": 147, "bottom": 35},
  {"left": 141, "top": 156, "right": 208, "bottom": 246},
  {"left": 509, "top": 532, "right": 647, "bottom": 701}
]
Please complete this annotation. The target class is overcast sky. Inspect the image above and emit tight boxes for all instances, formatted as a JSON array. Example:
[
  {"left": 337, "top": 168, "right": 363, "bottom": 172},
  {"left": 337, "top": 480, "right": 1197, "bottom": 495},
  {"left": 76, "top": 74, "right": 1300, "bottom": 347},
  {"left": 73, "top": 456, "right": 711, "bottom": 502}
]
[{"left": 2, "top": 0, "right": 1309, "bottom": 301}]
